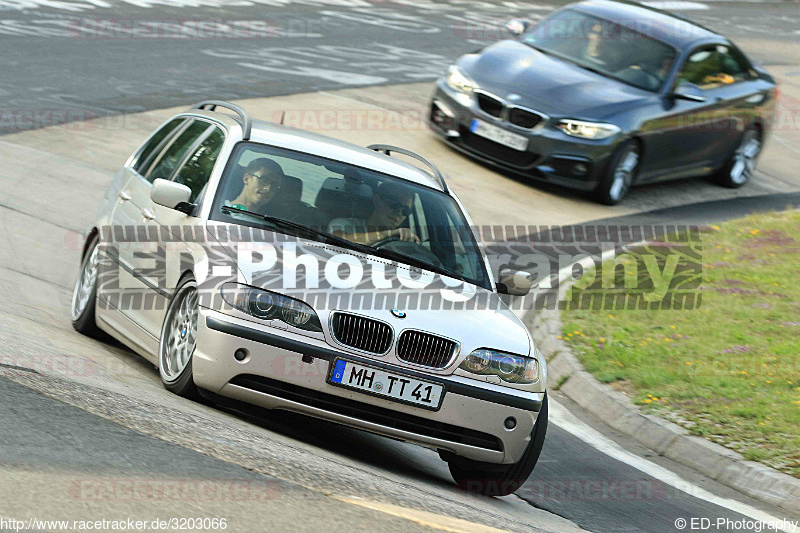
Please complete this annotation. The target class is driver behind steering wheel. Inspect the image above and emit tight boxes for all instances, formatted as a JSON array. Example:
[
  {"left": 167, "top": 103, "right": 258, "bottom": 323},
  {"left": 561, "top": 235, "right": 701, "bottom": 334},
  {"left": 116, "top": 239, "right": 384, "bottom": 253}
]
[{"left": 328, "top": 181, "right": 420, "bottom": 246}]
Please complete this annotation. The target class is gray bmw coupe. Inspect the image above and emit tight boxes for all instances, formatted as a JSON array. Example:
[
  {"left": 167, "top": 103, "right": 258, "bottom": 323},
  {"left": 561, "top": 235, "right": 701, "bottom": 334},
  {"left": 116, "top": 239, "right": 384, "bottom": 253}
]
[{"left": 429, "top": 0, "right": 777, "bottom": 204}]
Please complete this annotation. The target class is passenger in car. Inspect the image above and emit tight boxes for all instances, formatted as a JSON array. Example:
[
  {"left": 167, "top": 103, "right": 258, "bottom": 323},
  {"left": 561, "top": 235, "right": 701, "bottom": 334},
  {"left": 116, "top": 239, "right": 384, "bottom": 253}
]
[
  {"left": 226, "top": 158, "right": 284, "bottom": 212},
  {"left": 328, "top": 181, "right": 421, "bottom": 246}
]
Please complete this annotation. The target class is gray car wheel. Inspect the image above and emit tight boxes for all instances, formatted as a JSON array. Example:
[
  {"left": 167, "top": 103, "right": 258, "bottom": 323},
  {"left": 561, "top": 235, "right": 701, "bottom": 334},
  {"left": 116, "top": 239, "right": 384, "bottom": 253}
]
[
  {"left": 715, "top": 129, "right": 761, "bottom": 188},
  {"left": 594, "top": 140, "right": 639, "bottom": 205}
]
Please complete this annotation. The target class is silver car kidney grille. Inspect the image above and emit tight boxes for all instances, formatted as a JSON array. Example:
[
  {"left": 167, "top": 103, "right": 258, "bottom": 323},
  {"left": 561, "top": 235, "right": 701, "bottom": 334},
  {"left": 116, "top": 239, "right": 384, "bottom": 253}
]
[
  {"left": 396, "top": 331, "right": 458, "bottom": 369},
  {"left": 330, "top": 313, "right": 393, "bottom": 354}
]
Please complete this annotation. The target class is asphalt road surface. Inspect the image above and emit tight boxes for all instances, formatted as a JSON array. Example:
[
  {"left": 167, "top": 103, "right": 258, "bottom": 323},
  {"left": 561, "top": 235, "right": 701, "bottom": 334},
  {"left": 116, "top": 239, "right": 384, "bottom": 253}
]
[
  {"left": 2, "top": 1, "right": 800, "bottom": 532},
  {"left": 1, "top": 0, "right": 799, "bottom": 129}
]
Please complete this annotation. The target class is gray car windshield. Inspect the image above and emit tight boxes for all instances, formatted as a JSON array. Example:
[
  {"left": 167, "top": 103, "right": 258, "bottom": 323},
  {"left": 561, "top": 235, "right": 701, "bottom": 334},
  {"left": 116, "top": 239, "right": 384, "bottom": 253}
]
[
  {"left": 210, "top": 142, "right": 491, "bottom": 290},
  {"left": 523, "top": 9, "right": 677, "bottom": 92}
]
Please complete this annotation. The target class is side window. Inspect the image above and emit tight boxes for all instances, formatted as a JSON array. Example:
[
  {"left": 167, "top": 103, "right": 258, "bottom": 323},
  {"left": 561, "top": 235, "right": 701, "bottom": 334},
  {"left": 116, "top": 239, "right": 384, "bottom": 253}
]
[
  {"left": 133, "top": 118, "right": 184, "bottom": 175},
  {"left": 145, "top": 120, "right": 210, "bottom": 183},
  {"left": 173, "top": 127, "right": 225, "bottom": 203},
  {"left": 678, "top": 45, "right": 750, "bottom": 90}
]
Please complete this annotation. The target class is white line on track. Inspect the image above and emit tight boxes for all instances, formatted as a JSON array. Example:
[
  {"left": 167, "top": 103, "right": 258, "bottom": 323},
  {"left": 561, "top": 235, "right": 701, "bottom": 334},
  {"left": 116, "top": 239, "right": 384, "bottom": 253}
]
[
  {"left": 516, "top": 247, "right": 793, "bottom": 530},
  {"left": 548, "top": 398, "right": 792, "bottom": 530}
]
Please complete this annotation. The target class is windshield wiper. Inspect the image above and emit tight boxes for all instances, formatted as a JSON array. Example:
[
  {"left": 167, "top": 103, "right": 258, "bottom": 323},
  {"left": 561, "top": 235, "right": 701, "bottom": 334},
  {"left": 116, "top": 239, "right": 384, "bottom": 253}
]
[
  {"left": 220, "top": 205, "right": 365, "bottom": 250},
  {"left": 220, "top": 205, "right": 469, "bottom": 283}
]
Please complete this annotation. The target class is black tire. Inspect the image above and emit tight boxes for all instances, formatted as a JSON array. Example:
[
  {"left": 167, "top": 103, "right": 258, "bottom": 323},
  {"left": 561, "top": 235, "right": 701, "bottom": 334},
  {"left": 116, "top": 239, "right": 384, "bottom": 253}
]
[
  {"left": 158, "top": 276, "right": 199, "bottom": 399},
  {"left": 714, "top": 129, "right": 761, "bottom": 188},
  {"left": 593, "top": 140, "right": 640, "bottom": 205},
  {"left": 447, "top": 394, "right": 548, "bottom": 496},
  {"left": 71, "top": 234, "right": 104, "bottom": 338}
]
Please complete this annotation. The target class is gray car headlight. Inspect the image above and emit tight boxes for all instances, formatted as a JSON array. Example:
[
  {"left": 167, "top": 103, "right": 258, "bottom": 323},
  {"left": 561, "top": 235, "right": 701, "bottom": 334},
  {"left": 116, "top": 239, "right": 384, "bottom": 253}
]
[
  {"left": 460, "top": 348, "right": 539, "bottom": 384},
  {"left": 557, "top": 119, "right": 620, "bottom": 140},
  {"left": 220, "top": 282, "right": 322, "bottom": 332},
  {"left": 446, "top": 65, "right": 477, "bottom": 95}
]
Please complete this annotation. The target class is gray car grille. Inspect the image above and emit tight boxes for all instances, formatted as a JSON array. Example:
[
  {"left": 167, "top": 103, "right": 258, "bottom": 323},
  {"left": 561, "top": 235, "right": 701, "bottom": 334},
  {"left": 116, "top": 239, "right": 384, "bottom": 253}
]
[
  {"left": 476, "top": 92, "right": 504, "bottom": 117},
  {"left": 508, "top": 107, "right": 543, "bottom": 129},
  {"left": 396, "top": 330, "right": 458, "bottom": 369},
  {"left": 330, "top": 312, "right": 393, "bottom": 354}
]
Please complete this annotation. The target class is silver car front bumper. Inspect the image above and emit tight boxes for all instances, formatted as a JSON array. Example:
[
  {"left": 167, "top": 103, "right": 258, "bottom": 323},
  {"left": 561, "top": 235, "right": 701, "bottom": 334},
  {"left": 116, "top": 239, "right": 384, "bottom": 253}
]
[{"left": 192, "top": 309, "right": 545, "bottom": 464}]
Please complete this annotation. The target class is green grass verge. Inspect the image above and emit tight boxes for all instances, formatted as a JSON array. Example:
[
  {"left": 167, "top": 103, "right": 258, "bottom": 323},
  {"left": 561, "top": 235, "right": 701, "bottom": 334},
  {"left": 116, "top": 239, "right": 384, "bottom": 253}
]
[{"left": 562, "top": 209, "right": 800, "bottom": 477}]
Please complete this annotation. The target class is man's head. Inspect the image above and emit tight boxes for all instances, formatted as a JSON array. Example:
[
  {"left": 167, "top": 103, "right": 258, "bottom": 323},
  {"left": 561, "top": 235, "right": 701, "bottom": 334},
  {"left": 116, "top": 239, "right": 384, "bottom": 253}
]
[
  {"left": 371, "top": 181, "right": 414, "bottom": 230},
  {"left": 240, "top": 158, "right": 284, "bottom": 209}
]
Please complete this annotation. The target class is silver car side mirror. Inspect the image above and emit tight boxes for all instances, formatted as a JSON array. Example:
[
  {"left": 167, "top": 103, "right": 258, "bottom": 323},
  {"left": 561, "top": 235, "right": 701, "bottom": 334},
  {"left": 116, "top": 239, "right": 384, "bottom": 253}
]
[
  {"left": 497, "top": 268, "right": 534, "bottom": 296},
  {"left": 151, "top": 178, "right": 194, "bottom": 214},
  {"left": 505, "top": 18, "right": 532, "bottom": 38}
]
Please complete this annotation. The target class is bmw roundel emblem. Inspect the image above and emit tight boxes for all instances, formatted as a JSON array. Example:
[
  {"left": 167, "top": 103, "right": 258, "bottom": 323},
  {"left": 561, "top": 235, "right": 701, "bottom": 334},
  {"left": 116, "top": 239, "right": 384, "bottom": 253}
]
[{"left": 391, "top": 309, "right": 407, "bottom": 319}]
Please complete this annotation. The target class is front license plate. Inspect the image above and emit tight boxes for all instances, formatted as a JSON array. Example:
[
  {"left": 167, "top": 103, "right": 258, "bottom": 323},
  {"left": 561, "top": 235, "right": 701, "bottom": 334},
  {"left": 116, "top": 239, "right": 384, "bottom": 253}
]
[
  {"left": 470, "top": 118, "right": 529, "bottom": 151},
  {"left": 328, "top": 359, "right": 445, "bottom": 410}
]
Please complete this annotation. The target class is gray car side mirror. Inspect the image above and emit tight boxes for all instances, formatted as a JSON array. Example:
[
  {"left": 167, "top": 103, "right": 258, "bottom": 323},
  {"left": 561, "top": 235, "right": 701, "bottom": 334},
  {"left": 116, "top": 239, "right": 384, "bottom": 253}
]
[
  {"left": 671, "top": 82, "right": 706, "bottom": 103},
  {"left": 505, "top": 18, "right": 532, "bottom": 38}
]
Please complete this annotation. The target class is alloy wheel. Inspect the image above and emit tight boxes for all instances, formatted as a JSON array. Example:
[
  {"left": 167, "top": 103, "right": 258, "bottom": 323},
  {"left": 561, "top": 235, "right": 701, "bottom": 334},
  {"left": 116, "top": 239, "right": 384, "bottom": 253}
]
[
  {"left": 71, "top": 244, "right": 99, "bottom": 320},
  {"left": 160, "top": 284, "right": 199, "bottom": 383}
]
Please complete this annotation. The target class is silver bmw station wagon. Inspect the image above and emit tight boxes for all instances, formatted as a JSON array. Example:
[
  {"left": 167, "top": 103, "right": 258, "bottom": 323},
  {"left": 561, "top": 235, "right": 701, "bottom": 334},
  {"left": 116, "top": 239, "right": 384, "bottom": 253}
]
[{"left": 71, "top": 101, "right": 548, "bottom": 496}]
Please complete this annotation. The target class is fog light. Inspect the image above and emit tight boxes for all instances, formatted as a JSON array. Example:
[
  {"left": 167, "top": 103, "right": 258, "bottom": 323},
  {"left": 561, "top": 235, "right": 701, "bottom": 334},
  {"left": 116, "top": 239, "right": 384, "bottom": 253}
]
[
  {"left": 234, "top": 348, "right": 248, "bottom": 362},
  {"left": 504, "top": 417, "right": 517, "bottom": 430},
  {"left": 573, "top": 163, "right": 588, "bottom": 176}
]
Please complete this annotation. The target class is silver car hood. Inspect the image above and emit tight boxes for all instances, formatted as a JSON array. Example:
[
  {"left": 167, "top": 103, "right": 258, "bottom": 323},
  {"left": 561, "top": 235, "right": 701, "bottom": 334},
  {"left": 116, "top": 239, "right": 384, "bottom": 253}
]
[{"left": 206, "top": 222, "right": 531, "bottom": 357}]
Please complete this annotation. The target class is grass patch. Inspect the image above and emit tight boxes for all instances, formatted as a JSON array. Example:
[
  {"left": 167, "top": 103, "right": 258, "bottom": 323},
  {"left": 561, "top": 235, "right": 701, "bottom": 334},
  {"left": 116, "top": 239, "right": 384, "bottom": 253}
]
[{"left": 561, "top": 209, "right": 800, "bottom": 477}]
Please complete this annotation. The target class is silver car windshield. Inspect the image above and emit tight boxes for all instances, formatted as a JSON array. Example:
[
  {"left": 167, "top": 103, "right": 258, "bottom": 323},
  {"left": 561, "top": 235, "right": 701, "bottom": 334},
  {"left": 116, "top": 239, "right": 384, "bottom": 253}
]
[
  {"left": 210, "top": 142, "right": 491, "bottom": 290},
  {"left": 523, "top": 9, "right": 677, "bottom": 92}
]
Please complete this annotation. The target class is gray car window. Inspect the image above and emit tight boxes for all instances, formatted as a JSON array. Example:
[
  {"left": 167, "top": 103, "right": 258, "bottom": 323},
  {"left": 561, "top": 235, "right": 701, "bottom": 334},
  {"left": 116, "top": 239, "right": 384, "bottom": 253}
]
[{"left": 678, "top": 45, "right": 751, "bottom": 89}]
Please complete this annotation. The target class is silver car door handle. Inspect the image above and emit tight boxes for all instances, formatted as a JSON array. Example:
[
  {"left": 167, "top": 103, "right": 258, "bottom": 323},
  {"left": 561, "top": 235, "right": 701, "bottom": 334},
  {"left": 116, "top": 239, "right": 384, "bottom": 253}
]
[
  {"left": 141, "top": 208, "right": 155, "bottom": 220},
  {"left": 118, "top": 190, "right": 131, "bottom": 201}
]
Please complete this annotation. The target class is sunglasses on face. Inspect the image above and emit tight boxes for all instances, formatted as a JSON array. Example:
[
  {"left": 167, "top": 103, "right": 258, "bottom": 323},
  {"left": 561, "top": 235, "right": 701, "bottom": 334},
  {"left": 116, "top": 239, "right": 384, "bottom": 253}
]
[
  {"left": 248, "top": 173, "right": 281, "bottom": 189},
  {"left": 380, "top": 195, "right": 412, "bottom": 216}
]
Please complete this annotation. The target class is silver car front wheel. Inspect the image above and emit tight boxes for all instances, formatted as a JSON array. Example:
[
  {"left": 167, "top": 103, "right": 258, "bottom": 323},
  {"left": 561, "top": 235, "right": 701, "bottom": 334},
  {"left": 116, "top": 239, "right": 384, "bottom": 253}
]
[{"left": 159, "top": 277, "right": 199, "bottom": 397}]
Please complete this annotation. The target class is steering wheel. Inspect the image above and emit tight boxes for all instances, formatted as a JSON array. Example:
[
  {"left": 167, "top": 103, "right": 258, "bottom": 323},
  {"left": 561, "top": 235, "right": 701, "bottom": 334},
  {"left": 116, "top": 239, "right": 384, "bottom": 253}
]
[
  {"left": 372, "top": 236, "right": 442, "bottom": 267},
  {"left": 615, "top": 66, "right": 661, "bottom": 91}
]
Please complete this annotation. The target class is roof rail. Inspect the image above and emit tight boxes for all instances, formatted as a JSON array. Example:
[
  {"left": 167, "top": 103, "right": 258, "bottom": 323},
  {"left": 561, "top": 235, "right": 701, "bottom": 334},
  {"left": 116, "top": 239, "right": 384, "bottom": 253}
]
[
  {"left": 367, "top": 144, "right": 448, "bottom": 192},
  {"left": 191, "top": 100, "right": 252, "bottom": 140}
]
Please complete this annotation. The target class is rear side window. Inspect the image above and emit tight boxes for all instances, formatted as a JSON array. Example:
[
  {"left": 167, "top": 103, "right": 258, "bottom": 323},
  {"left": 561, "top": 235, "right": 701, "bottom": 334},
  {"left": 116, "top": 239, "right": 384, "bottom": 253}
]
[
  {"left": 146, "top": 120, "right": 210, "bottom": 183},
  {"left": 173, "top": 127, "right": 225, "bottom": 202},
  {"left": 133, "top": 118, "right": 184, "bottom": 175},
  {"left": 679, "top": 45, "right": 751, "bottom": 89}
]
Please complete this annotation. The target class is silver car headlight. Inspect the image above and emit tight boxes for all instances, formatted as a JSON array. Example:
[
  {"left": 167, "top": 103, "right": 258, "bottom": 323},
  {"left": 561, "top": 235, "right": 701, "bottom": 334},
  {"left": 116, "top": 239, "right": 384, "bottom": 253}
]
[
  {"left": 557, "top": 119, "right": 620, "bottom": 140},
  {"left": 459, "top": 348, "right": 539, "bottom": 384},
  {"left": 446, "top": 65, "right": 477, "bottom": 95},
  {"left": 220, "top": 282, "right": 322, "bottom": 332}
]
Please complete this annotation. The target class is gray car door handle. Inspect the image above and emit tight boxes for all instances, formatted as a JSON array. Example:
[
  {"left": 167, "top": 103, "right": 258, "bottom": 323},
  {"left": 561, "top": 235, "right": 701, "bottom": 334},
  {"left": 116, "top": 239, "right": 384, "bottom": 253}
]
[
  {"left": 141, "top": 208, "right": 155, "bottom": 220},
  {"left": 118, "top": 190, "right": 131, "bottom": 201}
]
